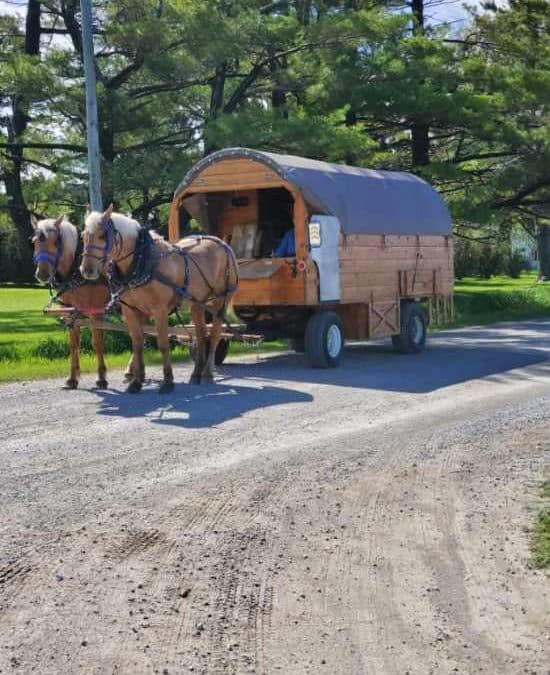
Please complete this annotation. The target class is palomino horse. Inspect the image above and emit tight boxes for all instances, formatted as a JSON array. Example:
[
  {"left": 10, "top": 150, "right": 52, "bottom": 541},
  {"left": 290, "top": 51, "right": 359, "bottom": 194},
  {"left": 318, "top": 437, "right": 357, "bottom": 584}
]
[
  {"left": 80, "top": 205, "right": 238, "bottom": 393},
  {"left": 31, "top": 215, "right": 110, "bottom": 389}
]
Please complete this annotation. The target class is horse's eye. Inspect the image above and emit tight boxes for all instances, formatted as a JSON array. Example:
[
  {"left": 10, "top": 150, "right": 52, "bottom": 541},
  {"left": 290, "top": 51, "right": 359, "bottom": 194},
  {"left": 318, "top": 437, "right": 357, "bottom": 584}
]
[
  {"left": 28, "top": 236, "right": 35, "bottom": 249},
  {"left": 38, "top": 232, "right": 46, "bottom": 242}
]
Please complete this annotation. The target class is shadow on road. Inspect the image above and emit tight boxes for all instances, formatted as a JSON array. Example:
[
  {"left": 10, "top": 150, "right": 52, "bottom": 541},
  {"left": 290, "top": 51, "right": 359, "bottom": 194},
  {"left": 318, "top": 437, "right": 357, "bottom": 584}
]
[
  {"left": 218, "top": 320, "right": 550, "bottom": 394},
  {"left": 93, "top": 320, "right": 549, "bottom": 426},
  {"left": 95, "top": 383, "right": 313, "bottom": 429}
]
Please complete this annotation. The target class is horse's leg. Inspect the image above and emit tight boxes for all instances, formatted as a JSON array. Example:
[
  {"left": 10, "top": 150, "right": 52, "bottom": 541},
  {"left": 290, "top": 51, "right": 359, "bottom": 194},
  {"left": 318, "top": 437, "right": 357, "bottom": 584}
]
[
  {"left": 124, "top": 308, "right": 145, "bottom": 393},
  {"left": 190, "top": 303, "right": 207, "bottom": 385},
  {"left": 124, "top": 354, "right": 135, "bottom": 381},
  {"left": 201, "top": 299, "right": 225, "bottom": 384},
  {"left": 153, "top": 308, "right": 174, "bottom": 394},
  {"left": 92, "top": 325, "right": 108, "bottom": 389},
  {"left": 65, "top": 326, "right": 81, "bottom": 389}
]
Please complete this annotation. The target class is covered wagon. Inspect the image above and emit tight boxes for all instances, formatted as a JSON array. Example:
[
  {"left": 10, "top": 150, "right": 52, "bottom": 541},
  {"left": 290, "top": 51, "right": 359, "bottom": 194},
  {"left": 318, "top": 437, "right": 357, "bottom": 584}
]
[{"left": 168, "top": 148, "right": 454, "bottom": 367}]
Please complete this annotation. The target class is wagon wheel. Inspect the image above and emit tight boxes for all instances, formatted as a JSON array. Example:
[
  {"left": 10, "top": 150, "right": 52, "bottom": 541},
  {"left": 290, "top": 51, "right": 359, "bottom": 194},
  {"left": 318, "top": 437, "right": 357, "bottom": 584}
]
[
  {"left": 290, "top": 336, "right": 305, "bottom": 353},
  {"left": 213, "top": 338, "right": 229, "bottom": 365},
  {"left": 304, "top": 312, "right": 344, "bottom": 368},
  {"left": 392, "top": 302, "right": 427, "bottom": 354},
  {"left": 189, "top": 337, "right": 229, "bottom": 366}
]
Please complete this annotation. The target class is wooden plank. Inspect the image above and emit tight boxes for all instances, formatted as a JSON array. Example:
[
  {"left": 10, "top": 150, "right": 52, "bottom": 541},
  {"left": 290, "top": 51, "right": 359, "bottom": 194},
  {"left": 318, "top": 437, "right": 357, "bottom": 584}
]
[
  {"left": 187, "top": 177, "right": 285, "bottom": 191},
  {"left": 199, "top": 158, "right": 277, "bottom": 178}
]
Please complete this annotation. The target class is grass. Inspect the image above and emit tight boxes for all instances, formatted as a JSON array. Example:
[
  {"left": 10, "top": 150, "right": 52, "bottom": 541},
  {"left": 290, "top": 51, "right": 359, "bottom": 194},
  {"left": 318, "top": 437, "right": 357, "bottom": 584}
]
[
  {"left": 452, "top": 272, "right": 550, "bottom": 327},
  {"left": 0, "top": 284, "right": 282, "bottom": 382},
  {"left": 0, "top": 272, "right": 549, "bottom": 383},
  {"left": 530, "top": 480, "right": 550, "bottom": 569}
]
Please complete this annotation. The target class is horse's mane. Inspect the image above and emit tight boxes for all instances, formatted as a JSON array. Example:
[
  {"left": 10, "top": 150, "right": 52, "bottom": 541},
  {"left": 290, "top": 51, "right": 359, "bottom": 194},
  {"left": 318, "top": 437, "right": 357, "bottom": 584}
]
[
  {"left": 37, "top": 217, "right": 78, "bottom": 268},
  {"left": 85, "top": 211, "right": 141, "bottom": 238}
]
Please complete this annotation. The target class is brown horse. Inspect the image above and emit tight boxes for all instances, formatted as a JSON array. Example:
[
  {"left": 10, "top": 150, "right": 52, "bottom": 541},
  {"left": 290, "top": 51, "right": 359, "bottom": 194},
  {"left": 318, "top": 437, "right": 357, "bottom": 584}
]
[
  {"left": 80, "top": 205, "right": 238, "bottom": 393},
  {"left": 32, "top": 215, "right": 111, "bottom": 389}
]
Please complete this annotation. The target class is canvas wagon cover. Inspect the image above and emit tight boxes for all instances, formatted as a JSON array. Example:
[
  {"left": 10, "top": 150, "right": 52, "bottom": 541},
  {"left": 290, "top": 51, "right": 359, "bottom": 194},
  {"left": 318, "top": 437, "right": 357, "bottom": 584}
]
[{"left": 175, "top": 148, "right": 452, "bottom": 236}]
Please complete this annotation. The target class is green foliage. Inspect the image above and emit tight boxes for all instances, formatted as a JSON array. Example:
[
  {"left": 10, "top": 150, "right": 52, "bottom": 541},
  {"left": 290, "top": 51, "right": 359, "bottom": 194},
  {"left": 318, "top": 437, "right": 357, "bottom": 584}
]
[
  {"left": 452, "top": 273, "right": 550, "bottom": 327},
  {"left": 454, "top": 238, "right": 523, "bottom": 280},
  {"left": 1, "top": 0, "right": 550, "bottom": 282}
]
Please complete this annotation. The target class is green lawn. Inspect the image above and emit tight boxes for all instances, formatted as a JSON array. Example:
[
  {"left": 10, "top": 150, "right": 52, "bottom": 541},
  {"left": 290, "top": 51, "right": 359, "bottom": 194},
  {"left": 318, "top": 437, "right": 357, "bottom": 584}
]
[
  {"left": 0, "top": 272, "right": 549, "bottom": 383},
  {"left": 0, "top": 284, "right": 279, "bottom": 382},
  {"left": 452, "top": 272, "right": 550, "bottom": 327}
]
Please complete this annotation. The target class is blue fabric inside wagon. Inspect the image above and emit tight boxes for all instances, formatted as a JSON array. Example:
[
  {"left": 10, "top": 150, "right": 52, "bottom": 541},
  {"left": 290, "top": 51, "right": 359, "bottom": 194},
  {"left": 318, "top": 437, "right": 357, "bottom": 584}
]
[{"left": 176, "top": 148, "right": 452, "bottom": 236}]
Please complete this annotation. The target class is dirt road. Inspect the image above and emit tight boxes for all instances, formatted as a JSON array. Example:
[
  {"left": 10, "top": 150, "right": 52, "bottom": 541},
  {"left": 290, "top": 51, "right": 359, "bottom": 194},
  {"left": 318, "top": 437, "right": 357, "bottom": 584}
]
[{"left": 1, "top": 320, "right": 549, "bottom": 674}]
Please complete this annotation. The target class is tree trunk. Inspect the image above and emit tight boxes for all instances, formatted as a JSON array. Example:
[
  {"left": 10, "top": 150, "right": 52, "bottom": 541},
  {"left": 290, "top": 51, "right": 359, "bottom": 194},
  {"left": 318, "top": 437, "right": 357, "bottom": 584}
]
[
  {"left": 411, "top": 0, "right": 424, "bottom": 31},
  {"left": 411, "top": 121, "right": 430, "bottom": 166},
  {"left": 1, "top": 0, "right": 42, "bottom": 281},
  {"left": 538, "top": 222, "right": 550, "bottom": 281},
  {"left": 410, "top": 0, "right": 429, "bottom": 167},
  {"left": 204, "top": 62, "right": 227, "bottom": 156}
]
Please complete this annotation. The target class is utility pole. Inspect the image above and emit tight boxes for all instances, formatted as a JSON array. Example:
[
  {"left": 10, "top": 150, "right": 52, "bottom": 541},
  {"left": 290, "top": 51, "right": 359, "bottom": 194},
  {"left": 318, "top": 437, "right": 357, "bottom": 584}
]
[{"left": 80, "top": 0, "right": 102, "bottom": 211}]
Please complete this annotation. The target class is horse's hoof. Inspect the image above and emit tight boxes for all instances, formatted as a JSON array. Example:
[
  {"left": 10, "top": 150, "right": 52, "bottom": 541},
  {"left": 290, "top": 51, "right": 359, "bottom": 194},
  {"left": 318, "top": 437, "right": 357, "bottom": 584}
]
[
  {"left": 189, "top": 374, "right": 201, "bottom": 385},
  {"left": 159, "top": 381, "right": 174, "bottom": 394},
  {"left": 201, "top": 374, "right": 214, "bottom": 385},
  {"left": 123, "top": 372, "right": 133, "bottom": 382},
  {"left": 96, "top": 379, "right": 108, "bottom": 389},
  {"left": 126, "top": 381, "right": 142, "bottom": 394},
  {"left": 64, "top": 379, "right": 78, "bottom": 390}
]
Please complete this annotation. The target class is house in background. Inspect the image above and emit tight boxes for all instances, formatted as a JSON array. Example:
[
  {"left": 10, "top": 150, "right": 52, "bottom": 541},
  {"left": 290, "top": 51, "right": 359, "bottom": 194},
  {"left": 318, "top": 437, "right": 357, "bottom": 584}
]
[{"left": 511, "top": 228, "right": 539, "bottom": 270}]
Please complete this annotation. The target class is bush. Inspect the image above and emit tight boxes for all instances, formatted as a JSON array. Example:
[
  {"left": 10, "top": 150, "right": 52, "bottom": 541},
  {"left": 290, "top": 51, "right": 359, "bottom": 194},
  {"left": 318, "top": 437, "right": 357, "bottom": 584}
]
[
  {"left": 454, "top": 239, "right": 481, "bottom": 279},
  {"left": 0, "top": 344, "right": 21, "bottom": 362},
  {"left": 32, "top": 336, "right": 69, "bottom": 359},
  {"left": 454, "top": 238, "right": 521, "bottom": 280}
]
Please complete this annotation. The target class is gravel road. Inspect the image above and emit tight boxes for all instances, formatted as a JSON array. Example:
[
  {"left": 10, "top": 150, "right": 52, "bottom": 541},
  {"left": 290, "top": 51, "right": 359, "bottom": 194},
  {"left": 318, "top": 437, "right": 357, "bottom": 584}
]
[{"left": 1, "top": 319, "right": 549, "bottom": 675}]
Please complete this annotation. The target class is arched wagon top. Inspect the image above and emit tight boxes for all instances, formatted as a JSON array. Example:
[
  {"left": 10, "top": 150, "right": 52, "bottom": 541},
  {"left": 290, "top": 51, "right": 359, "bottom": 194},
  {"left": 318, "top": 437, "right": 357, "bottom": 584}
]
[{"left": 173, "top": 147, "right": 452, "bottom": 236}]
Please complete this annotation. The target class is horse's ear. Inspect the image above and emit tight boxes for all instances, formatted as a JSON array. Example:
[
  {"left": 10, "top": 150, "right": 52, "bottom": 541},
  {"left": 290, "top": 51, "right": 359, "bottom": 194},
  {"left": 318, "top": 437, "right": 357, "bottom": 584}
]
[
  {"left": 53, "top": 214, "right": 64, "bottom": 229},
  {"left": 85, "top": 203, "right": 91, "bottom": 215},
  {"left": 101, "top": 203, "right": 114, "bottom": 222},
  {"left": 30, "top": 214, "right": 38, "bottom": 228}
]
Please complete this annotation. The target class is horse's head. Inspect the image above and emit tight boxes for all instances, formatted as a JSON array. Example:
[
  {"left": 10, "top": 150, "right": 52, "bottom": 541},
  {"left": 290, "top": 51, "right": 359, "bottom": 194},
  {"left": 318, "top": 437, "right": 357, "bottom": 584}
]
[
  {"left": 81, "top": 204, "right": 141, "bottom": 280},
  {"left": 31, "top": 214, "right": 67, "bottom": 283},
  {"left": 80, "top": 204, "right": 117, "bottom": 280}
]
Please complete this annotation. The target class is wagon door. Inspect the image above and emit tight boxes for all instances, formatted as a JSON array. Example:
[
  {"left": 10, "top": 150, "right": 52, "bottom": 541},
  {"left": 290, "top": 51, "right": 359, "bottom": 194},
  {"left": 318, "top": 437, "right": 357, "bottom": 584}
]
[{"left": 309, "top": 215, "right": 341, "bottom": 302}]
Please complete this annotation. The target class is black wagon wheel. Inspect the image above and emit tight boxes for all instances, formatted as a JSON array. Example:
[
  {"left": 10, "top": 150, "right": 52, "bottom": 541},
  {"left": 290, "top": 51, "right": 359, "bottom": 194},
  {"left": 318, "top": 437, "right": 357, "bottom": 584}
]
[
  {"left": 304, "top": 311, "right": 344, "bottom": 368},
  {"left": 392, "top": 302, "right": 427, "bottom": 354},
  {"left": 290, "top": 336, "right": 305, "bottom": 353},
  {"left": 189, "top": 337, "right": 229, "bottom": 365},
  {"left": 214, "top": 338, "right": 229, "bottom": 365}
]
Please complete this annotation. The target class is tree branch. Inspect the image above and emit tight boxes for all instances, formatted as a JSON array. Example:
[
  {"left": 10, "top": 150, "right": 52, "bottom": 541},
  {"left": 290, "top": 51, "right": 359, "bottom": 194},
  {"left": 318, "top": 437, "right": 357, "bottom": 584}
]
[{"left": 0, "top": 141, "right": 86, "bottom": 152}]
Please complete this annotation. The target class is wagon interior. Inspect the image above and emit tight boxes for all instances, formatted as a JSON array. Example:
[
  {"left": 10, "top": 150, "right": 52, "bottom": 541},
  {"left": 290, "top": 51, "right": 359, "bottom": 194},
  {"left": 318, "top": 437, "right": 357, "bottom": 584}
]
[{"left": 178, "top": 187, "right": 298, "bottom": 262}]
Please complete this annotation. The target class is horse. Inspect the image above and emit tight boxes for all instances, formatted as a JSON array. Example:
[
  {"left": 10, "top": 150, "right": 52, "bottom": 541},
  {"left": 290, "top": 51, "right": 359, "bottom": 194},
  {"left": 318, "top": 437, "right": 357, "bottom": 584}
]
[
  {"left": 31, "top": 214, "right": 111, "bottom": 389},
  {"left": 80, "top": 204, "right": 239, "bottom": 393}
]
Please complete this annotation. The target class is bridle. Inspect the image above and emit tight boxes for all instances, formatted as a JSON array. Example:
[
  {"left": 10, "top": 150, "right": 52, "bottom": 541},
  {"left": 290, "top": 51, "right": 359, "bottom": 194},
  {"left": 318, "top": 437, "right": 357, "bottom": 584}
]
[
  {"left": 33, "top": 227, "right": 63, "bottom": 269},
  {"left": 82, "top": 218, "right": 117, "bottom": 263}
]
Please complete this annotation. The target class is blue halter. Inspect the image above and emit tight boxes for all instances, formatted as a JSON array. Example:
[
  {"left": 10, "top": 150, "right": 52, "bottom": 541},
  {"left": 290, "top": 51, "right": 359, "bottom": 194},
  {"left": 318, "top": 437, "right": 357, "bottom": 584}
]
[
  {"left": 33, "top": 227, "right": 63, "bottom": 267},
  {"left": 83, "top": 218, "right": 116, "bottom": 261}
]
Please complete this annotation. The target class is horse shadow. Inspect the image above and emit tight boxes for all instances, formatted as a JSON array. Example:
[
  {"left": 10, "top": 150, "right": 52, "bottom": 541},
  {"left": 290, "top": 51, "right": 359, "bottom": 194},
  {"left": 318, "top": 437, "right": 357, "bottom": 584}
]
[{"left": 94, "top": 381, "right": 313, "bottom": 429}]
